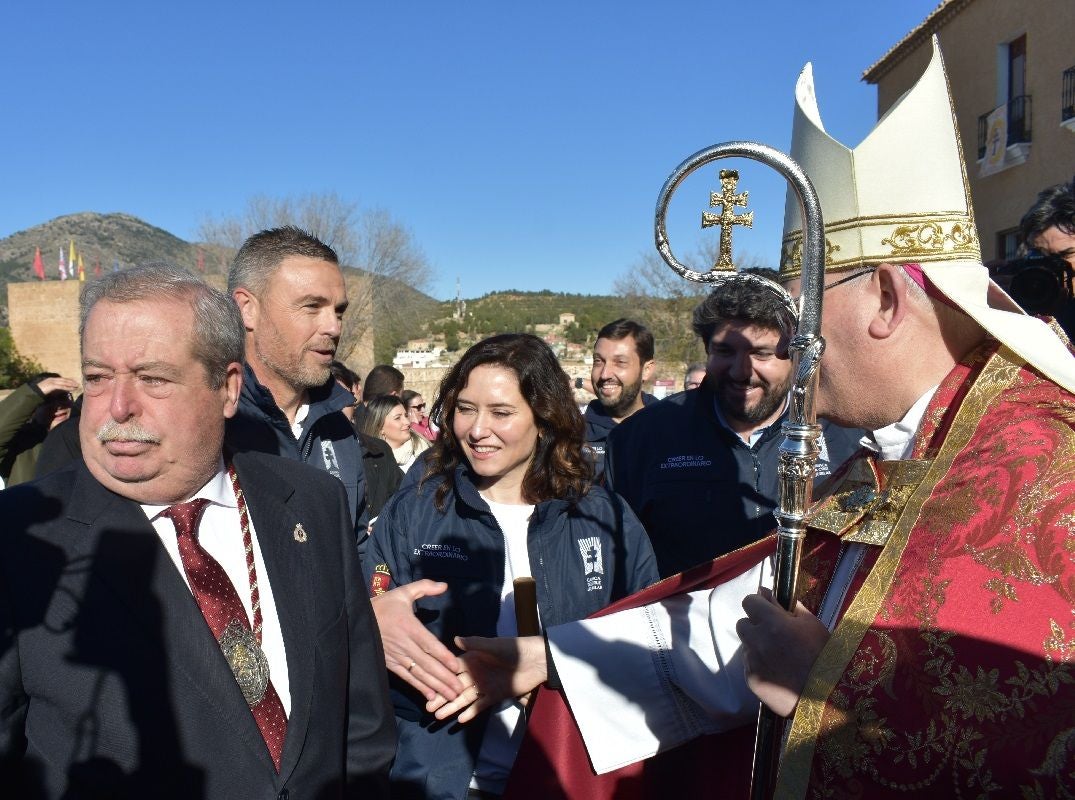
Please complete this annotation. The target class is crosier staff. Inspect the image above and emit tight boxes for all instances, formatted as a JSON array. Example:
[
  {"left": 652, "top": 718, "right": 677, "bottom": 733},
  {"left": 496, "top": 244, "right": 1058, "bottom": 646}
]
[{"left": 653, "top": 141, "right": 826, "bottom": 800}]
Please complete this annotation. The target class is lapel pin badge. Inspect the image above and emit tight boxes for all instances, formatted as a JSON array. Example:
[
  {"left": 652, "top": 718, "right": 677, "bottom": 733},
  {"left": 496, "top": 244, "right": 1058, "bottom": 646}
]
[{"left": 293, "top": 523, "right": 308, "bottom": 543}]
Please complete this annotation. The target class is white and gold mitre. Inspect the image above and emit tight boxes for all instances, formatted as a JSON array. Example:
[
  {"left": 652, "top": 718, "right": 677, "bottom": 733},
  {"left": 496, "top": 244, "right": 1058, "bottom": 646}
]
[
  {"left": 779, "top": 36, "right": 1075, "bottom": 394},
  {"left": 779, "top": 36, "right": 979, "bottom": 281}
]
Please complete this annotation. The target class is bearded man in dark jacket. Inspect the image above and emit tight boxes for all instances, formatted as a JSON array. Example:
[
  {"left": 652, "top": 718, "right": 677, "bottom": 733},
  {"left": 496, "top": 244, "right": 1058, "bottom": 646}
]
[
  {"left": 583, "top": 319, "right": 657, "bottom": 478},
  {"left": 225, "top": 227, "right": 370, "bottom": 540}
]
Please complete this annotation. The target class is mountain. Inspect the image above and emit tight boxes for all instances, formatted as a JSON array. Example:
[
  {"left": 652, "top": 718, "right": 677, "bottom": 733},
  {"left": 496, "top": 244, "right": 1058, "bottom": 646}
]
[
  {"left": 0, "top": 214, "right": 648, "bottom": 362},
  {"left": 0, "top": 213, "right": 236, "bottom": 321},
  {"left": 0, "top": 212, "right": 226, "bottom": 282},
  {"left": 0, "top": 213, "right": 437, "bottom": 336}
]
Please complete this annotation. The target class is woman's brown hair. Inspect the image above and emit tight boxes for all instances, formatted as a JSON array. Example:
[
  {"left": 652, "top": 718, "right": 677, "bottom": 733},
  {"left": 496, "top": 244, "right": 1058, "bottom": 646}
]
[{"left": 422, "top": 333, "right": 592, "bottom": 509}]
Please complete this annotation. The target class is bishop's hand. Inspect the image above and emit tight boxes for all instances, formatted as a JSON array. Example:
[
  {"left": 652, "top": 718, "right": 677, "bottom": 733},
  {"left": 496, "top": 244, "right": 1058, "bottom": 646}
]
[{"left": 736, "top": 587, "right": 830, "bottom": 718}]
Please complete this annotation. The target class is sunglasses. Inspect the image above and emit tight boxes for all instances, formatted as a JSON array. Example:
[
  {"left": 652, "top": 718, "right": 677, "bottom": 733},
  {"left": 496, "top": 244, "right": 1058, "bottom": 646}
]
[{"left": 409, "top": 403, "right": 426, "bottom": 412}]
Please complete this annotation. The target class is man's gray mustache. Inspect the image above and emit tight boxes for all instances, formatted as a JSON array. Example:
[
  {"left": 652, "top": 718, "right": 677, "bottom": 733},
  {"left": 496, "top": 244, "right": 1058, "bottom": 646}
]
[{"left": 96, "top": 420, "right": 161, "bottom": 445}]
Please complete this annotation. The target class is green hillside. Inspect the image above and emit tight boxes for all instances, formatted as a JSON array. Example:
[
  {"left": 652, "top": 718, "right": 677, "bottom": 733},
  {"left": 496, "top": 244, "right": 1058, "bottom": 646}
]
[{"left": 435, "top": 290, "right": 636, "bottom": 339}]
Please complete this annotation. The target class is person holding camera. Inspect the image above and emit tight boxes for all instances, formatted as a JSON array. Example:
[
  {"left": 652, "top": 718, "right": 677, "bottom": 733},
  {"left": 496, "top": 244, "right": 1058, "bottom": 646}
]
[
  {"left": 1022, "top": 175, "right": 1075, "bottom": 268},
  {"left": 1008, "top": 175, "right": 1075, "bottom": 338},
  {"left": 0, "top": 372, "right": 79, "bottom": 486}
]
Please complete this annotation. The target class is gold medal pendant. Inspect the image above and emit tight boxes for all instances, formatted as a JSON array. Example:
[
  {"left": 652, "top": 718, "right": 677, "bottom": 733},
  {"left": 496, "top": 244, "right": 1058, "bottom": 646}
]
[{"left": 219, "top": 619, "right": 270, "bottom": 707}]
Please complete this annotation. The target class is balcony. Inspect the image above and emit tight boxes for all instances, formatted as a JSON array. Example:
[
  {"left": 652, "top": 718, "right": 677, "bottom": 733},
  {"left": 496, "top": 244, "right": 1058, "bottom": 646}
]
[
  {"left": 1063, "top": 66, "right": 1075, "bottom": 132},
  {"left": 977, "top": 95, "right": 1033, "bottom": 158},
  {"left": 976, "top": 95, "right": 1032, "bottom": 174}
]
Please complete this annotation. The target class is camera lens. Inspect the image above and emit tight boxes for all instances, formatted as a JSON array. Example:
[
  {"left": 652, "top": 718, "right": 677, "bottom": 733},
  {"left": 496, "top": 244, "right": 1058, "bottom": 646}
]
[{"left": 1010, "top": 267, "right": 1063, "bottom": 315}]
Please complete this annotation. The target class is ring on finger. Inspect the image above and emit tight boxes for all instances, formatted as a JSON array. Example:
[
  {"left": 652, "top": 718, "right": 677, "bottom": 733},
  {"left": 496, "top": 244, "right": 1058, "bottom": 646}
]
[{"left": 407, "top": 660, "right": 417, "bottom": 672}]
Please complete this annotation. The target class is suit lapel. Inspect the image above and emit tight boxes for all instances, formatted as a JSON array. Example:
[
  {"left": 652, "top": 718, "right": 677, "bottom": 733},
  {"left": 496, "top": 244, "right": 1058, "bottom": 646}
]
[
  {"left": 232, "top": 454, "right": 318, "bottom": 782},
  {"left": 67, "top": 463, "right": 276, "bottom": 772}
]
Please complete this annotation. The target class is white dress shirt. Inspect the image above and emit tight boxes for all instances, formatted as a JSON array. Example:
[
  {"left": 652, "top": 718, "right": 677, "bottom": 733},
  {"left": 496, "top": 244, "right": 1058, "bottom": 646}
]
[{"left": 141, "top": 463, "right": 291, "bottom": 714}]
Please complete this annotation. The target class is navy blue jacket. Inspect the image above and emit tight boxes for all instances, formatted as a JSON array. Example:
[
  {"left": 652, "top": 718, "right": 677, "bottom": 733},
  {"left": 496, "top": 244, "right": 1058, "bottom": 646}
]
[
  {"left": 606, "top": 381, "right": 862, "bottom": 577},
  {"left": 225, "top": 363, "right": 368, "bottom": 534},
  {"left": 582, "top": 392, "right": 657, "bottom": 478},
  {"left": 363, "top": 465, "right": 659, "bottom": 800}
]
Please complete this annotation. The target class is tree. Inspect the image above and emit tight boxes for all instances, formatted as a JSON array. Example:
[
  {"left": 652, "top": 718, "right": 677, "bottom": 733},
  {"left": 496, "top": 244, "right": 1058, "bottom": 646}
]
[
  {"left": 199, "top": 192, "right": 436, "bottom": 368},
  {"left": 612, "top": 241, "right": 774, "bottom": 365},
  {"left": 0, "top": 328, "right": 43, "bottom": 388},
  {"left": 565, "top": 321, "right": 588, "bottom": 345}
]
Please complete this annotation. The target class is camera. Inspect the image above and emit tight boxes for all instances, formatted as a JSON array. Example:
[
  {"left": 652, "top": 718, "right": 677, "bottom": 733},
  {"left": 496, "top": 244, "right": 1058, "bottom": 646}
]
[{"left": 991, "top": 251, "right": 1074, "bottom": 316}]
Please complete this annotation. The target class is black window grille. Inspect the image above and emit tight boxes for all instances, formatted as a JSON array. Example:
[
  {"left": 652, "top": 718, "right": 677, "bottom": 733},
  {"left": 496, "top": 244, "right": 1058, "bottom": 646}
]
[
  {"left": 977, "top": 95, "right": 1033, "bottom": 159},
  {"left": 1063, "top": 66, "right": 1075, "bottom": 122}
]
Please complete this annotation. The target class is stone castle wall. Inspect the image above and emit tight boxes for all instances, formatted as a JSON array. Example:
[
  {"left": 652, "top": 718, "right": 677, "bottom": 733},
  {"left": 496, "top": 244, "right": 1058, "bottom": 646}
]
[
  {"left": 7, "top": 276, "right": 230, "bottom": 386},
  {"left": 9, "top": 281, "right": 83, "bottom": 383}
]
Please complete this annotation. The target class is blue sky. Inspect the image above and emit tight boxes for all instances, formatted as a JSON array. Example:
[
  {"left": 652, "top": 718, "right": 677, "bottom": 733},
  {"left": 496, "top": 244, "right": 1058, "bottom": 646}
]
[{"left": 1, "top": 1, "right": 940, "bottom": 300}]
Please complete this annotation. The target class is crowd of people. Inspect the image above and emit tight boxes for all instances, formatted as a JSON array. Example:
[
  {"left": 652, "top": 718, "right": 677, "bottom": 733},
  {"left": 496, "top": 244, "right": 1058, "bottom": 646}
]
[{"left": 1, "top": 41, "right": 1075, "bottom": 800}]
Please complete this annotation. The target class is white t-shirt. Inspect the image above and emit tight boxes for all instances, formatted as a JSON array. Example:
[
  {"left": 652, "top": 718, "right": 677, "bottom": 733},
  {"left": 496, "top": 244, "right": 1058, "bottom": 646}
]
[
  {"left": 470, "top": 496, "right": 536, "bottom": 794},
  {"left": 291, "top": 403, "right": 310, "bottom": 440}
]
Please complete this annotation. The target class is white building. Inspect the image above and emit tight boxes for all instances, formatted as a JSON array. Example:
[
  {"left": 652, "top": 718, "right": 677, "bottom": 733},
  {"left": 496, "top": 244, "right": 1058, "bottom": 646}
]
[{"left": 393, "top": 346, "right": 447, "bottom": 368}]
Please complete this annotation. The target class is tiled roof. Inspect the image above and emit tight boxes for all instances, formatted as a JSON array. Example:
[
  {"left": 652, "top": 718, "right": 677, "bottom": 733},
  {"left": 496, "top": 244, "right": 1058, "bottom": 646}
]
[{"left": 861, "top": 0, "right": 976, "bottom": 83}]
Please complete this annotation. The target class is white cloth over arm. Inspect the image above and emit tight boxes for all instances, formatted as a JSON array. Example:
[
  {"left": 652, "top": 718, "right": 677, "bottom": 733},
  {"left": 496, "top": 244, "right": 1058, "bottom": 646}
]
[{"left": 546, "top": 555, "right": 773, "bottom": 774}]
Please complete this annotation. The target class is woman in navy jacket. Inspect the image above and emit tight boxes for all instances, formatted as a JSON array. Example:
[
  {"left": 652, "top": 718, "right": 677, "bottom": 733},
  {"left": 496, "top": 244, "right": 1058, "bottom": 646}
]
[{"left": 364, "top": 334, "right": 658, "bottom": 800}]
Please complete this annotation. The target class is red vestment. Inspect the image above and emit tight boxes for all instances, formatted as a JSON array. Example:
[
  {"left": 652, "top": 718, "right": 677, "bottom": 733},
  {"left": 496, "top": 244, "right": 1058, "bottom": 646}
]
[{"left": 505, "top": 343, "right": 1075, "bottom": 799}]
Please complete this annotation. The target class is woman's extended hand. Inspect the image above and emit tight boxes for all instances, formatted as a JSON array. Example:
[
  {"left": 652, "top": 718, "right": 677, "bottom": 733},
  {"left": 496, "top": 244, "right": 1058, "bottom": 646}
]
[
  {"left": 371, "top": 580, "right": 465, "bottom": 701},
  {"left": 426, "top": 635, "right": 548, "bottom": 723}
]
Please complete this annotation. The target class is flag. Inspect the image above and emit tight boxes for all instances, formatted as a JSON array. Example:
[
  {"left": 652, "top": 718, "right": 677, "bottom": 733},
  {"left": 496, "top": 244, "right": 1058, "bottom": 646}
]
[
  {"left": 59, "top": 248, "right": 68, "bottom": 280},
  {"left": 69, "top": 240, "right": 76, "bottom": 274},
  {"left": 94, "top": 259, "right": 102, "bottom": 278},
  {"left": 33, "top": 247, "right": 45, "bottom": 280},
  {"left": 78, "top": 253, "right": 85, "bottom": 282}
]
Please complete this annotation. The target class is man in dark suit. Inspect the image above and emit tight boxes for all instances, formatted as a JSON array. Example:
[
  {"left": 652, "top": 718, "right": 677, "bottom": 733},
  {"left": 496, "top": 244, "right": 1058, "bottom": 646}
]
[{"left": 0, "top": 262, "right": 395, "bottom": 798}]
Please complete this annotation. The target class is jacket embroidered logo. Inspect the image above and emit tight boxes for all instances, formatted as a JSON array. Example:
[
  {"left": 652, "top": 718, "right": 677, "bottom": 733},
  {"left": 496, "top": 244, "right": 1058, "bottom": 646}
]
[
  {"left": 321, "top": 441, "right": 341, "bottom": 479},
  {"left": 578, "top": 537, "right": 604, "bottom": 592},
  {"left": 413, "top": 543, "right": 469, "bottom": 562},
  {"left": 660, "top": 454, "right": 713, "bottom": 469}
]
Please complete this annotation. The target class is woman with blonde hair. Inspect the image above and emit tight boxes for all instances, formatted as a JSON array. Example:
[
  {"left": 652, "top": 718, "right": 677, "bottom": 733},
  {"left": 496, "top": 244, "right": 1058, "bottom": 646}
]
[{"left": 362, "top": 395, "right": 430, "bottom": 472}]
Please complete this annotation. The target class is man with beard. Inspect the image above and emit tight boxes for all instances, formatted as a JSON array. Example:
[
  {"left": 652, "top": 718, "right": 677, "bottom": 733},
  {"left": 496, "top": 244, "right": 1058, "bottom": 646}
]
[
  {"left": 225, "top": 227, "right": 370, "bottom": 538},
  {"left": 604, "top": 270, "right": 860, "bottom": 576},
  {"left": 584, "top": 319, "right": 656, "bottom": 477}
]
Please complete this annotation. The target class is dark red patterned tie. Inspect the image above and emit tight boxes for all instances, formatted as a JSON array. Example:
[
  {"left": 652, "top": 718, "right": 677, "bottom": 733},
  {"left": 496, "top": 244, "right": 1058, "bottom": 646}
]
[{"left": 164, "top": 498, "right": 288, "bottom": 771}]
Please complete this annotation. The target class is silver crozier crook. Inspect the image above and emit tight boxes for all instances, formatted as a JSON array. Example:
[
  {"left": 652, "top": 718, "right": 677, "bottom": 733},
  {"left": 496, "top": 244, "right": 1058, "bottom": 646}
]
[{"left": 653, "top": 141, "right": 826, "bottom": 800}]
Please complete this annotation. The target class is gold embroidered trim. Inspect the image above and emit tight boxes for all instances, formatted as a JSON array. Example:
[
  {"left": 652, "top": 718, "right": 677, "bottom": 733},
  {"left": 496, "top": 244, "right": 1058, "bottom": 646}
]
[
  {"left": 939, "top": 53, "right": 979, "bottom": 235},
  {"left": 774, "top": 347, "right": 1024, "bottom": 800},
  {"left": 789, "top": 210, "right": 975, "bottom": 231},
  {"left": 849, "top": 461, "right": 934, "bottom": 546},
  {"left": 779, "top": 238, "right": 843, "bottom": 276},
  {"left": 808, "top": 459, "right": 933, "bottom": 545},
  {"left": 880, "top": 221, "right": 978, "bottom": 258},
  {"left": 779, "top": 213, "right": 979, "bottom": 279},
  {"left": 806, "top": 459, "right": 877, "bottom": 536}
]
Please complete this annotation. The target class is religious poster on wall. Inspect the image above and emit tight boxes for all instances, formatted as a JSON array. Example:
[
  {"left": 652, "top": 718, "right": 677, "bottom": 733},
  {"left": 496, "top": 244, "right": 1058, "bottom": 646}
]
[{"left": 978, "top": 104, "right": 1007, "bottom": 177}]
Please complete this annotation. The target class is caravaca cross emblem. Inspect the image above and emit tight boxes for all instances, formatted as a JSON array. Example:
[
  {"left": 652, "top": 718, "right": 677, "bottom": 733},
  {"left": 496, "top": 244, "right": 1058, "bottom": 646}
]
[
  {"left": 585, "top": 544, "right": 599, "bottom": 571},
  {"left": 701, "top": 169, "right": 753, "bottom": 270}
]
